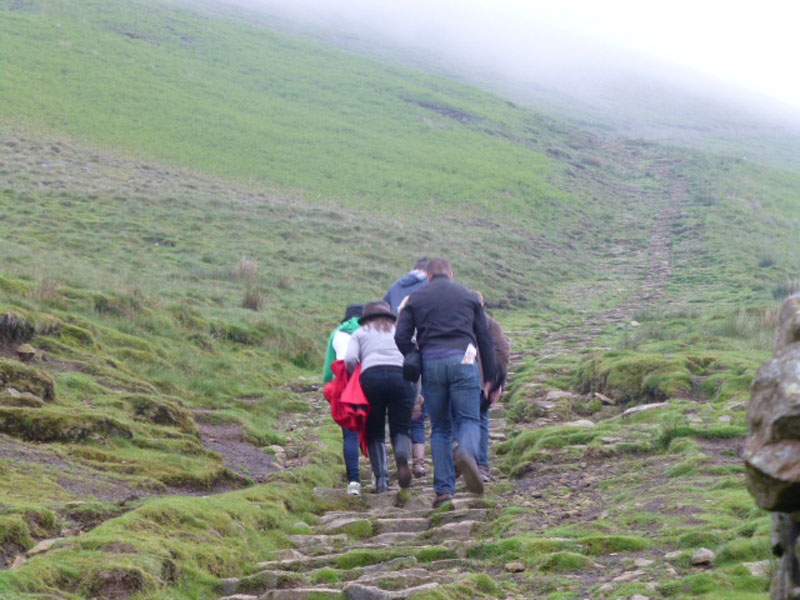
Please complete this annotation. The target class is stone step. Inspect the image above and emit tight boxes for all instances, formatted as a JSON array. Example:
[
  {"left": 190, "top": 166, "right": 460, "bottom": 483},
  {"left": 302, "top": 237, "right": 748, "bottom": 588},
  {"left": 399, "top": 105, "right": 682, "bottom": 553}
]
[
  {"left": 423, "top": 557, "right": 478, "bottom": 571},
  {"left": 431, "top": 508, "right": 488, "bottom": 526},
  {"left": 256, "top": 553, "right": 343, "bottom": 572},
  {"left": 355, "top": 567, "right": 452, "bottom": 590},
  {"left": 370, "top": 531, "right": 422, "bottom": 545},
  {"left": 220, "top": 570, "right": 305, "bottom": 596},
  {"left": 261, "top": 588, "right": 340, "bottom": 599},
  {"left": 319, "top": 516, "right": 371, "bottom": 535},
  {"left": 489, "top": 406, "right": 506, "bottom": 418},
  {"left": 342, "top": 582, "right": 440, "bottom": 600},
  {"left": 374, "top": 518, "right": 428, "bottom": 533},
  {"left": 287, "top": 534, "right": 347, "bottom": 552},
  {"left": 424, "top": 520, "right": 480, "bottom": 543}
]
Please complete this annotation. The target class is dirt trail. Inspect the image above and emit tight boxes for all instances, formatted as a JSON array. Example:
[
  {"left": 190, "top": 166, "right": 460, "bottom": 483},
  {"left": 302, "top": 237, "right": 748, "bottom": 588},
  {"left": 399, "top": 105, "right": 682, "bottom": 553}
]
[{"left": 528, "top": 161, "right": 688, "bottom": 361}]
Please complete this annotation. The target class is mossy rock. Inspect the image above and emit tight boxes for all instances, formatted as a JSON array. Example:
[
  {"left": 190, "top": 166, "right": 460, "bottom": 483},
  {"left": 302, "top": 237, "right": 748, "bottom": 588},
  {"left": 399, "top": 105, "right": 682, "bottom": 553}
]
[
  {"left": 0, "top": 514, "right": 34, "bottom": 561},
  {"left": 0, "top": 390, "right": 45, "bottom": 408},
  {"left": 0, "top": 311, "right": 35, "bottom": 343},
  {"left": 6, "top": 506, "right": 60, "bottom": 538},
  {"left": 57, "top": 323, "right": 96, "bottom": 348},
  {"left": 124, "top": 394, "right": 196, "bottom": 432},
  {"left": 537, "top": 551, "right": 594, "bottom": 572},
  {"left": 82, "top": 565, "right": 159, "bottom": 598},
  {"left": 0, "top": 407, "right": 133, "bottom": 443},
  {"left": 0, "top": 359, "right": 55, "bottom": 401},
  {"left": 575, "top": 351, "right": 692, "bottom": 404},
  {"left": 238, "top": 569, "right": 305, "bottom": 592},
  {"left": 93, "top": 292, "right": 146, "bottom": 318}
]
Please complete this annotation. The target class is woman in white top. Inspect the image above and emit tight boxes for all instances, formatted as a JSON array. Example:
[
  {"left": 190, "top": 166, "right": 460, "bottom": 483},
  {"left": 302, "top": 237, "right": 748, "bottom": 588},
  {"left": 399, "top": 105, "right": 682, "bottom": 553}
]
[{"left": 345, "top": 301, "right": 415, "bottom": 492}]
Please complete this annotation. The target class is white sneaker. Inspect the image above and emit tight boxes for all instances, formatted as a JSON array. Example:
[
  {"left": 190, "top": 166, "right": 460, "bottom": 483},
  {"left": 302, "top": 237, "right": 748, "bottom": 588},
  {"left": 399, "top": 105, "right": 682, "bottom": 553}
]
[{"left": 347, "top": 481, "right": 361, "bottom": 496}]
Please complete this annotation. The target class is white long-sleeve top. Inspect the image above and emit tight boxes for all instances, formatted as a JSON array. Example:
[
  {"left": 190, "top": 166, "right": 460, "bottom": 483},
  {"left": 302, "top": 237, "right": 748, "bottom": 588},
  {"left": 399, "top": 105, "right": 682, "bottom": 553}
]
[{"left": 344, "top": 325, "right": 404, "bottom": 374}]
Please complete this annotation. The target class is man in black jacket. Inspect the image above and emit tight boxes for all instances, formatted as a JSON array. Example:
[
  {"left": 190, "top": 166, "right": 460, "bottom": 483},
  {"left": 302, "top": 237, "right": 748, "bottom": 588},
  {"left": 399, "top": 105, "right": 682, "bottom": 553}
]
[{"left": 395, "top": 257, "right": 497, "bottom": 506}]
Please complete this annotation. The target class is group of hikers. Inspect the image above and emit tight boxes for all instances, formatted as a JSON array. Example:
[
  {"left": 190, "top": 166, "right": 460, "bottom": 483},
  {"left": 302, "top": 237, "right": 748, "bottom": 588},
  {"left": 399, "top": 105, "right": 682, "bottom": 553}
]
[{"left": 322, "top": 257, "right": 509, "bottom": 508}]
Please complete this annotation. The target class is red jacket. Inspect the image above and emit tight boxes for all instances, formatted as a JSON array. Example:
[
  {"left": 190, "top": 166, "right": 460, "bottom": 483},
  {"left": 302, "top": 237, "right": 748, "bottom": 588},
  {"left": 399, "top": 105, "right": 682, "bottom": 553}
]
[{"left": 323, "top": 360, "right": 370, "bottom": 455}]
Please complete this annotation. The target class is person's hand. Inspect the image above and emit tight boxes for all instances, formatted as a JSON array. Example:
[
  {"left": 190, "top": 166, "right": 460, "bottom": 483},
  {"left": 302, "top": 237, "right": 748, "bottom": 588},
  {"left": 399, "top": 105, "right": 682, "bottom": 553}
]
[
  {"left": 412, "top": 398, "right": 423, "bottom": 420},
  {"left": 482, "top": 382, "right": 493, "bottom": 399},
  {"left": 489, "top": 384, "right": 503, "bottom": 404}
]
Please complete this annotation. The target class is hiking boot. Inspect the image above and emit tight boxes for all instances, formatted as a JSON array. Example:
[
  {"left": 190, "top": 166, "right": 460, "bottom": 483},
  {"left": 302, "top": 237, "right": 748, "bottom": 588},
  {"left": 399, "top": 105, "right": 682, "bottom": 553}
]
[
  {"left": 478, "top": 465, "right": 495, "bottom": 483},
  {"left": 412, "top": 443, "right": 426, "bottom": 478},
  {"left": 454, "top": 449, "right": 484, "bottom": 495},
  {"left": 394, "top": 434, "right": 412, "bottom": 489},
  {"left": 347, "top": 481, "right": 361, "bottom": 496},
  {"left": 432, "top": 493, "right": 453, "bottom": 508},
  {"left": 369, "top": 438, "right": 389, "bottom": 494},
  {"left": 397, "top": 463, "right": 412, "bottom": 489}
]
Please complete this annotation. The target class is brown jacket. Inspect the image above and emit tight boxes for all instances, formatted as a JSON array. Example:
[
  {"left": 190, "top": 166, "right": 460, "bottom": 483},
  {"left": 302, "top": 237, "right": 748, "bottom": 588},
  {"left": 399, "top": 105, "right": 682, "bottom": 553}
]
[{"left": 479, "top": 315, "right": 510, "bottom": 386}]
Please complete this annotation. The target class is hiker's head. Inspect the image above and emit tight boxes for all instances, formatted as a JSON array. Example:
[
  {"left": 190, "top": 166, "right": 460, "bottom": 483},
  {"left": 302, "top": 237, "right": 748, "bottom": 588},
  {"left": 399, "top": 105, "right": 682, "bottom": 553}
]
[
  {"left": 425, "top": 257, "right": 452, "bottom": 281},
  {"left": 359, "top": 301, "right": 396, "bottom": 333},
  {"left": 413, "top": 257, "right": 429, "bottom": 271},
  {"left": 342, "top": 303, "right": 364, "bottom": 323}
]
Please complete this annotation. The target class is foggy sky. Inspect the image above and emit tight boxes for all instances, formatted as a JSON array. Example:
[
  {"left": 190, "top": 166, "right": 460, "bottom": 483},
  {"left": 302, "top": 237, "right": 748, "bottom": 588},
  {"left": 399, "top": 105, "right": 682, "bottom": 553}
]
[{"left": 206, "top": 0, "right": 800, "bottom": 121}]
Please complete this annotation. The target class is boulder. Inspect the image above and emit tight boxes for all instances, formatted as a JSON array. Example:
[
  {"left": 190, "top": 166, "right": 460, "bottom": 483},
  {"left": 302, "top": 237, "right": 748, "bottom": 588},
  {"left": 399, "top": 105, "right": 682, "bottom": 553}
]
[
  {"left": 622, "top": 402, "right": 668, "bottom": 418},
  {"left": 745, "top": 301, "right": 800, "bottom": 600},
  {"left": 690, "top": 548, "right": 714, "bottom": 565},
  {"left": 594, "top": 392, "right": 616, "bottom": 405},
  {"left": 545, "top": 390, "right": 576, "bottom": 402},
  {"left": 15, "top": 344, "right": 37, "bottom": 362}
]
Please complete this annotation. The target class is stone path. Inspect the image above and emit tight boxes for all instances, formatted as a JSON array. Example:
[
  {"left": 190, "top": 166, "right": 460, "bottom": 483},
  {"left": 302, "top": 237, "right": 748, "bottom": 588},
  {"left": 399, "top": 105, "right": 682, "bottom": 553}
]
[
  {"left": 217, "top": 403, "right": 509, "bottom": 600},
  {"left": 216, "top": 162, "right": 689, "bottom": 599}
]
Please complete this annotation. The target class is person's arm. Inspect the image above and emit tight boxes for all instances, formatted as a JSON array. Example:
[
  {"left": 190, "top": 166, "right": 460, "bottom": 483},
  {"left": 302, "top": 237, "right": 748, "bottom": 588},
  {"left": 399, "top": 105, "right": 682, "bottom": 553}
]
[
  {"left": 394, "top": 305, "right": 416, "bottom": 355},
  {"left": 331, "top": 330, "right": 351, "bottom": 360},
  {"left": 344, "top": 331, "right": 361, "bottom": 374},
  {"left": 474, "top": 305, "right": 498, "bottom": 384},
  {"left": 488, "top": 317, "right": 510, "bottom": 387},
  {"left": 322, "top": 330, "right": 337, "bottom": 383}
]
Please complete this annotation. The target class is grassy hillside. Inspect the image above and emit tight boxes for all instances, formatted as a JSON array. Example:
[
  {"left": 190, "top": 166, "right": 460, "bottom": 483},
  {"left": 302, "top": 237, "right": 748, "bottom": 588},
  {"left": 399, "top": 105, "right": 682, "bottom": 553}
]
[
  {"left": 1, "top": 0, "right": 569, "bottom": 217},
  {"left": 0, "top": 0, "right": 799, "bottom": 598}
]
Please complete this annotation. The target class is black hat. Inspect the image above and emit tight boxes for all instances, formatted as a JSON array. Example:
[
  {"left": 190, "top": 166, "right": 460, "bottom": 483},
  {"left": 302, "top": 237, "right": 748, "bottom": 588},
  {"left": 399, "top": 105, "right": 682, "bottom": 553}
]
[
  {"left": 358, "top": 301, "right": 397, "bottom": 325},
  {"left": 342, "top": 303, "right": 365, "bottom": 323}
]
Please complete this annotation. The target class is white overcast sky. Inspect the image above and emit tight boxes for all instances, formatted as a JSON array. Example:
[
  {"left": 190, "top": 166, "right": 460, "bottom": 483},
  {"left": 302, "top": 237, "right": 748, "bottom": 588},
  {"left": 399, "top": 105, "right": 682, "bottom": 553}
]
[{"left": 218, "top": 0, "right": 800, "bottom": 112}]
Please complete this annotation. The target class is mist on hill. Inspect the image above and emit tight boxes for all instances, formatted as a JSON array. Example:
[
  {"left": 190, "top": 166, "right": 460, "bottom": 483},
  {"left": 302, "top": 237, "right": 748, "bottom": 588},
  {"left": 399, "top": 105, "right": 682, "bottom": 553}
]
[{"left": 187, "top": 0, "right": 800, "bottom": 169}]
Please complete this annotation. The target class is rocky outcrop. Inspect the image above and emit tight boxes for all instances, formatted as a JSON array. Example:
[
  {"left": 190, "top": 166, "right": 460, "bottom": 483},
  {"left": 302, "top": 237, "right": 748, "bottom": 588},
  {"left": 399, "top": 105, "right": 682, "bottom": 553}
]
[{"left": 744, "top": 293, "right": 800, "bottom": 599}]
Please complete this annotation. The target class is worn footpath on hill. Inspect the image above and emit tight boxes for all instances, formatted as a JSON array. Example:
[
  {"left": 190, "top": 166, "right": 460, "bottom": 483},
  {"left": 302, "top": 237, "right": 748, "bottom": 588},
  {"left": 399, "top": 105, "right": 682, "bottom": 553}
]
[{"left": 210, "top": 160, "right": 763, "bottom": 600}]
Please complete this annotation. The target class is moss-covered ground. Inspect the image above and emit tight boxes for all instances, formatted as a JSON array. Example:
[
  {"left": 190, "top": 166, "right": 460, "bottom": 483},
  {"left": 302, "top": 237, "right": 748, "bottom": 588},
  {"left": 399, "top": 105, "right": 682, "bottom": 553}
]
[{"left": 0, "top": 0, "right": 799, "bottom": 598}]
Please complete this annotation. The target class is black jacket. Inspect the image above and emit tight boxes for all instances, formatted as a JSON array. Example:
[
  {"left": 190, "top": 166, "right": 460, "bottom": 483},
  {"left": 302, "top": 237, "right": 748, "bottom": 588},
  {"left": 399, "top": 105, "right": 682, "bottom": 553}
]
[{"left": 395, "top": 274, "right": 498, "bottom": 382}]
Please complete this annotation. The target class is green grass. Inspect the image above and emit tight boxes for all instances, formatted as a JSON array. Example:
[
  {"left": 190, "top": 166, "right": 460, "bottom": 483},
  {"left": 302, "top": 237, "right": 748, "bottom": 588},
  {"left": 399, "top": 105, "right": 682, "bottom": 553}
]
[{"left": 0, "top": 0, "right": 798, "bottom": 598}]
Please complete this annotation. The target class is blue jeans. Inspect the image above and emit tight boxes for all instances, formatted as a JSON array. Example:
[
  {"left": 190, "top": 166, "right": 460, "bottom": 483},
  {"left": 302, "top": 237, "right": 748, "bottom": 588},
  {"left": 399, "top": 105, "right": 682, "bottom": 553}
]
[
  {"left": 409, "top": 395, "right": 427, "bottom": 445},
  {"left": 478, "top": 405, "right": 490, "bottom": 469},
  {"left": 342, "top": 427, "right": 360, "bottom": 483},
  {"left": 422, "top": 354, "right": 481, "bottom": 496}
]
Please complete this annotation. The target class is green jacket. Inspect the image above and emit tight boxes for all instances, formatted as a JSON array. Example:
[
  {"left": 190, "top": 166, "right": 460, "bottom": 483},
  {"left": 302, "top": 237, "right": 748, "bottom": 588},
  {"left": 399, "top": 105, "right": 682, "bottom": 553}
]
[{"left": 322, "top": 317, "right": 361, "bottom": 383}]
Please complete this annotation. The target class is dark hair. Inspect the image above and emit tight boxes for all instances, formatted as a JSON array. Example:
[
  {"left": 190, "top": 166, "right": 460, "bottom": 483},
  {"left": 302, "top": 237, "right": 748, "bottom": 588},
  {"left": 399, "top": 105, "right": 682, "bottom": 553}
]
[
  {"left": 413, "top": 257, "right": 429, "bottom": 270},
  {"left": 426, "top": 257, "right": 451, "bottom": 277},
  {"left": 363, "top": 316, "right": 395, "bottom": 333}
]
